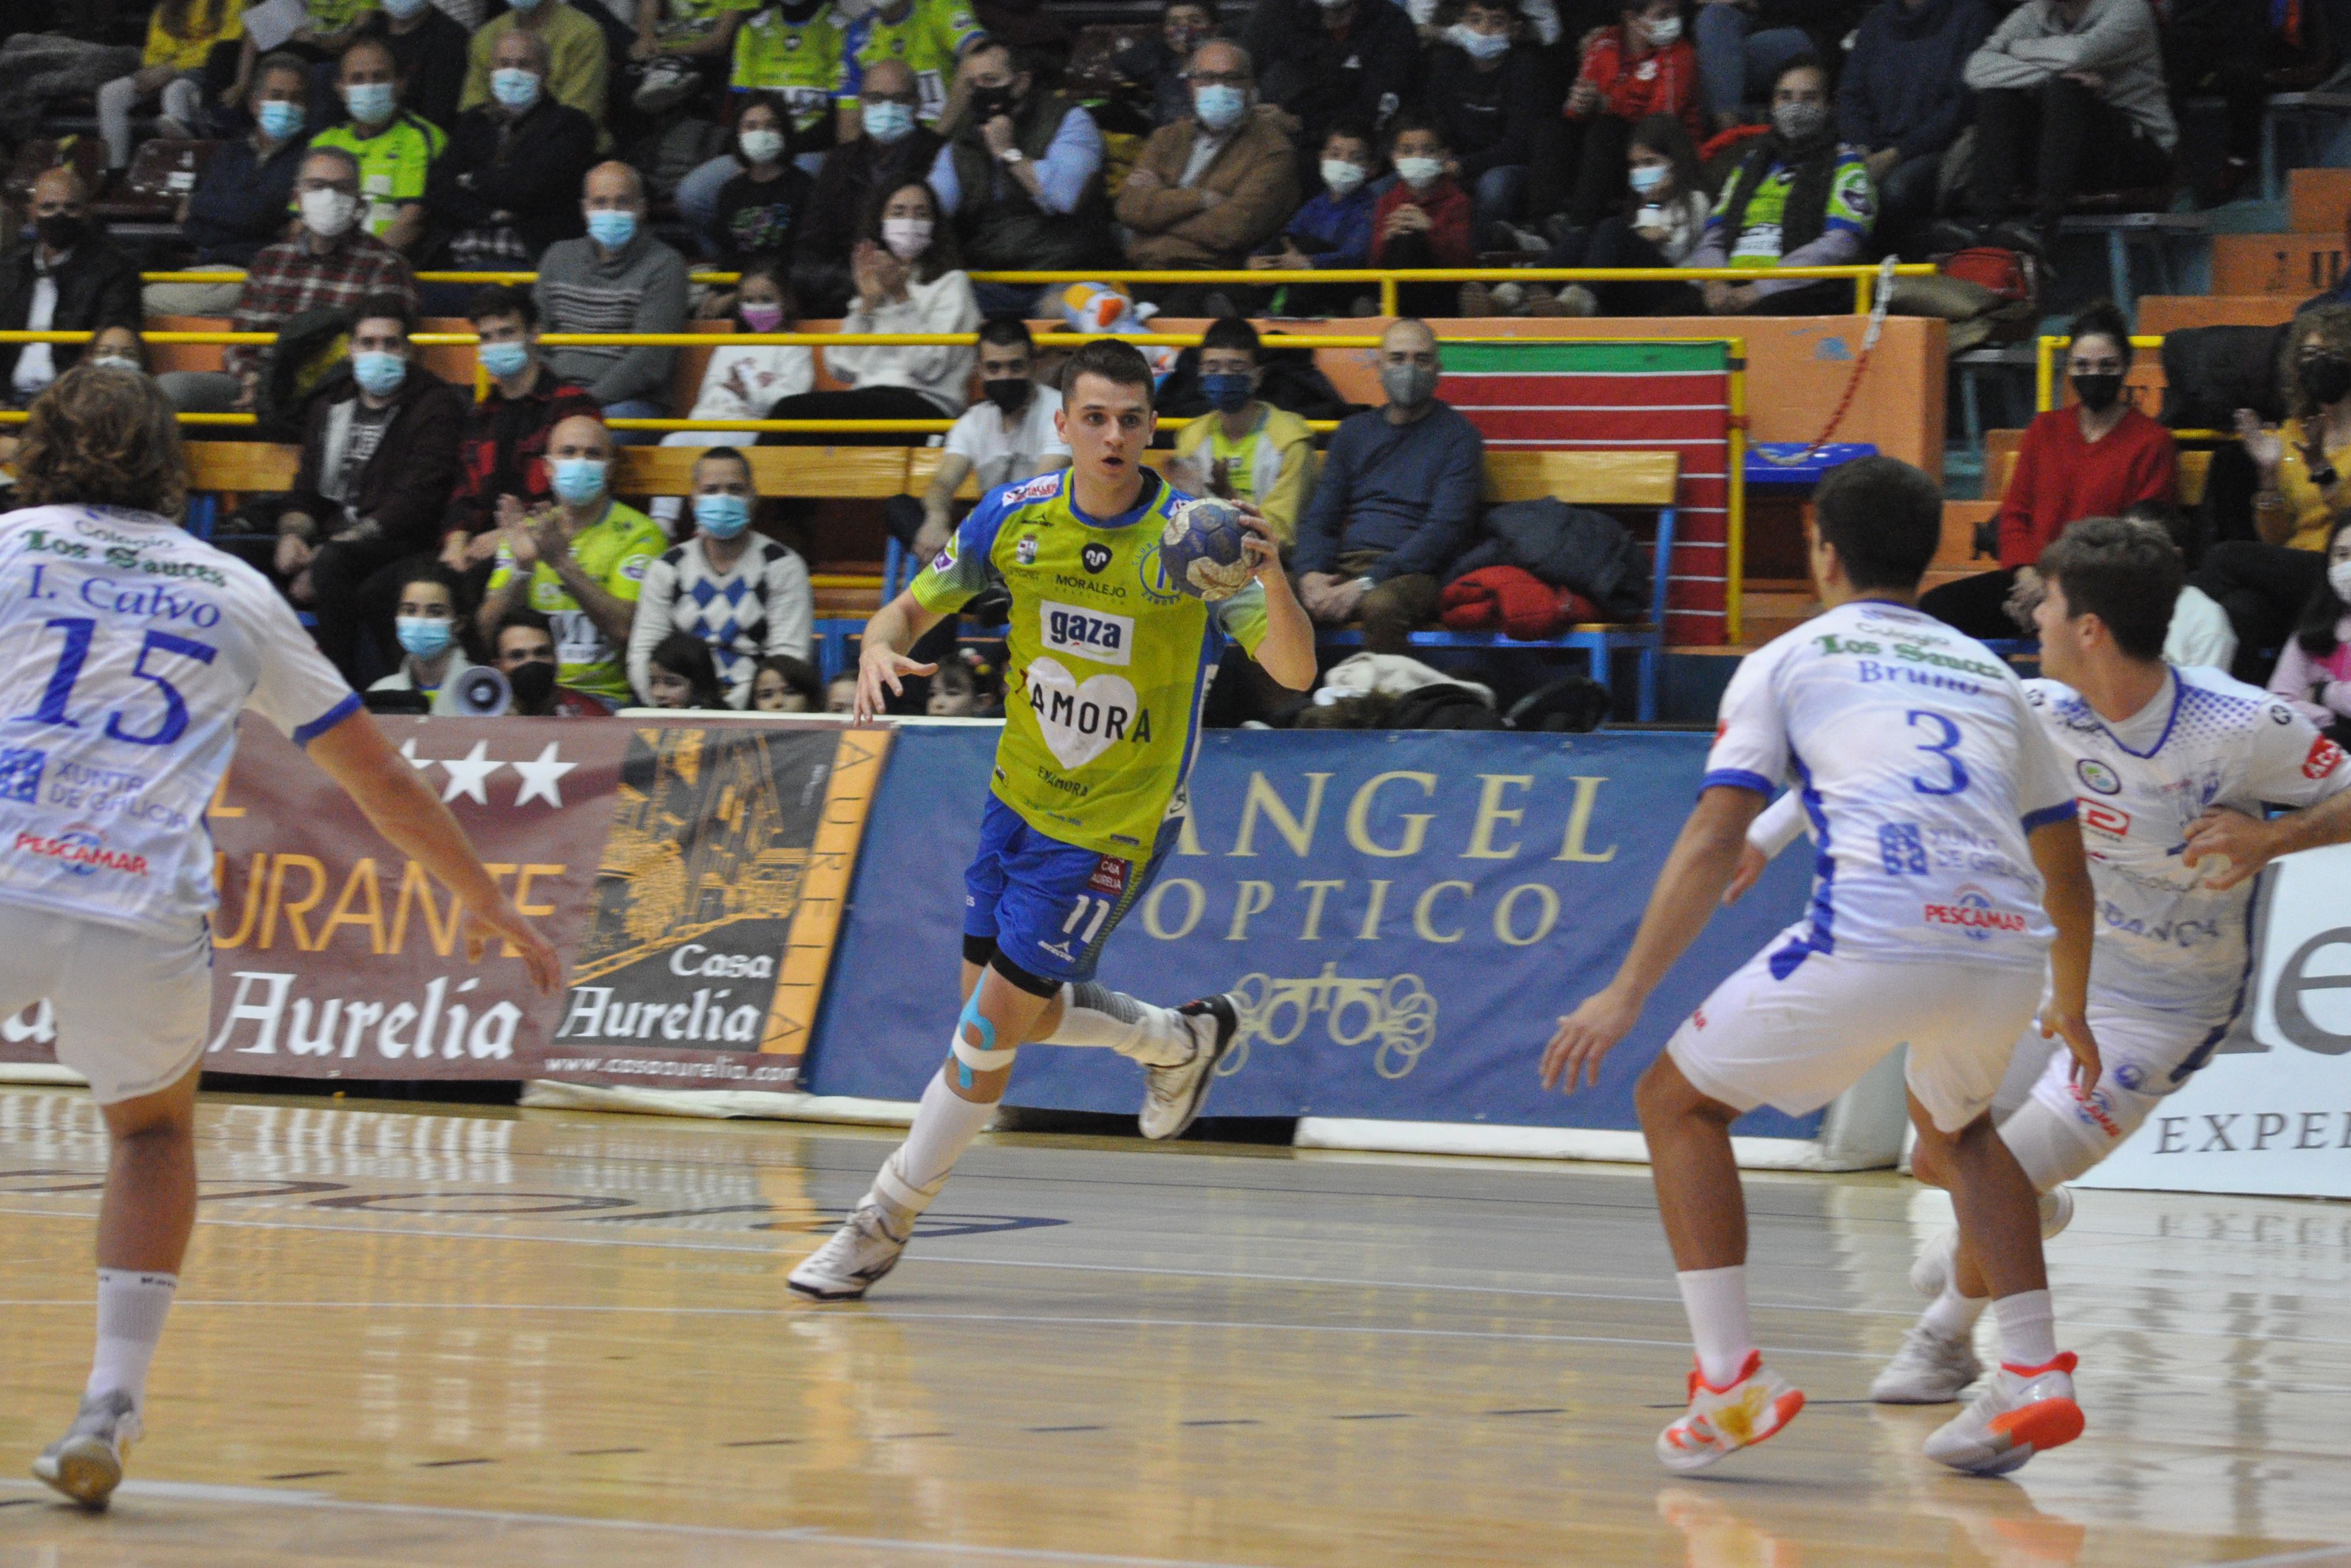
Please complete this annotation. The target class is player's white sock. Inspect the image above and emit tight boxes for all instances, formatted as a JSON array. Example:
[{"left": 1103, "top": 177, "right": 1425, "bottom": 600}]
[
  {"left": 1674, "top": 1265, "right": 1757, "bottom": 1387},
  {"left": 872, "top": 1067, "right": 996, "bottom": 1217},
  {"left": 85, "top": 1268, "right": 176, "bottom": 1416},
  {"left": 1041, "top": 983, "right": 1195, "bottom": 1068},
  {"left": 1921, "top": 1283, "right": 1990, "bottom": 1340},
  {"left": 1991, "top": 1288, "right": 2058, "bottom": 1369}
]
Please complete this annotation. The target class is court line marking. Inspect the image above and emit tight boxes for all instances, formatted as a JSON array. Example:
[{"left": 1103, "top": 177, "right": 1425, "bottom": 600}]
[{"left": 2185, "top": 1549, "right": 2351, "bottom": 1567}]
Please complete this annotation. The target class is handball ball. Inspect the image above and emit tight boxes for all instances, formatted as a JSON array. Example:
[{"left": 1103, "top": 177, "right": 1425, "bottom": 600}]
[{"left": 1159, "top": 498, "right": 1253, "bottom": 601}]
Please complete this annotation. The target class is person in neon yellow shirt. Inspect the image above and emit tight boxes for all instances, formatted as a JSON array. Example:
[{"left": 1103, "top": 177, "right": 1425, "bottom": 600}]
[
  {"left": 842, "top": 0, "right": 984, "bottom": 127},
  {"left": 1171, "top": 317, "right": 1314, "bottom": 550},
  {"left": 308, "top": 37, "right": 445, "bottom": 254}
]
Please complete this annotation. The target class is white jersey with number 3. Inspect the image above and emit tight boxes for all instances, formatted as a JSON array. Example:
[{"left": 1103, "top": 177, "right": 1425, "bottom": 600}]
[
  {"left": 1705, "top": 599, "right": 2077, "bottom": 973},
  {"left": 0, "top": 504, "right": 357, "bottom": 938}
]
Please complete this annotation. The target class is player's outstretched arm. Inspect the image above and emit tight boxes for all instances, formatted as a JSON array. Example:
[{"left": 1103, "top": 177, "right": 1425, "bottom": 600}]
[
  {"left": 2186, "top": 789, "right": 2351, "bottom": 890},
  {"left": 856, "top": 589, "right": 948, "bottom": 721},
  {"left": 2026, "top": 816, "right": 2099, "bottom": 1093},
  {"left": 1541, "top": 785, "right": 1763, "bottom": 1091},
  {"left": 1235, "top": 508, "right": 1315, "bottom": 691},
  {"left": 303, "top": 709, "right": 562, "bottom": 995}
]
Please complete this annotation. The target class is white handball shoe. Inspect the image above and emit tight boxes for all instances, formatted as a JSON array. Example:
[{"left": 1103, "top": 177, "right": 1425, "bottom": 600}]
[
  {"left": 1923, "top": 1353, "right": 2084, "bottom": 1476},
  {"left": 32, "top": 1391, "right": 138, "bottom": 1509},
  {"left": 788, "top": 1200, "right": 913, "bottom": 1302},
  {"left": 1911, "top": 1187, "right": 2076, "bottom": 1298},
  {"left": 1656, "top": 1352, "right": 1806, "bottom": 1474},
  {"left": 1870, "top": 1322, "right": 1983, "bottom": 1404},
  {"left": 1139, "top": 994, "right": 1239, "bottom": 1141}
]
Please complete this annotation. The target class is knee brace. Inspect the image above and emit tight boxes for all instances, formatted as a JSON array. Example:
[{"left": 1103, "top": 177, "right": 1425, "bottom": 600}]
[
  {"left": 949, "top": 994, "right": 1019, "bottom": 1089},
  {"left": 1997, "top": 1096, "right": 2110, "bottom": 1192}
]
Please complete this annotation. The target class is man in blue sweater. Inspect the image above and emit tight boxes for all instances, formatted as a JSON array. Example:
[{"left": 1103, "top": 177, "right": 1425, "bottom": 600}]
[
  {"left": 1294, "top": 319, "right": 1485, "bottom": 654},
  {"left": 1837, "top": 0, "right": 1992, "bottom": 258}
]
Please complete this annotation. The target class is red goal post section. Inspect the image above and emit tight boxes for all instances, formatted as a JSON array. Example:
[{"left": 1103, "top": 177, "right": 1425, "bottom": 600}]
[{"left": 1435, "top": 339, "right": 1740, "bottom": 645}]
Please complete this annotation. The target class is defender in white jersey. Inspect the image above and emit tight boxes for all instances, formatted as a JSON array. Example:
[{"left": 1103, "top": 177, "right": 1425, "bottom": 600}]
[
  {"left": 1539, "top": 458, "right": 2102, "bottom": 1479},
  {"left": 1, "top": 370, "right": 560, "bottom": 1509}
]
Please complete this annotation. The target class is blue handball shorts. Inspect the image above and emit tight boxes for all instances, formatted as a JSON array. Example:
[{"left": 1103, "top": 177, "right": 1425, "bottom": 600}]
[{"left": 962, "top": 795, "right": 1177, "bottom": 985}]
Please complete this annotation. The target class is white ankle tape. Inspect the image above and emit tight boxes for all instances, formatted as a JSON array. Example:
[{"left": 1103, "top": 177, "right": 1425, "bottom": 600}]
[{"left": 873, "top": 1153, "right": 942, "bottom": 1214}]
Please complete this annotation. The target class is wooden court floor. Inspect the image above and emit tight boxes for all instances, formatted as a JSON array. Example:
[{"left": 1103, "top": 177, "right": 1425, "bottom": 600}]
[{"left": 1, "top": 1086, "right": 2347, "bottom": 1567}]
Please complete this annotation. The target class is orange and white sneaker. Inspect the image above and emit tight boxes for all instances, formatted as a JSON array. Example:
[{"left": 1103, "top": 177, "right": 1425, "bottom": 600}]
[
  {"left": 1923, "top": 1353, "right": 2084, "bottom": 1476},
  {"left": 1656, "top": 1351, "right": 1806, "bottom": 1473}
]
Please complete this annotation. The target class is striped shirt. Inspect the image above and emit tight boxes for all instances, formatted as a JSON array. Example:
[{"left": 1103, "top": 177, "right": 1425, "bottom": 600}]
[{"left": 223, "top": 230, "right": 417, "bottom": 380}]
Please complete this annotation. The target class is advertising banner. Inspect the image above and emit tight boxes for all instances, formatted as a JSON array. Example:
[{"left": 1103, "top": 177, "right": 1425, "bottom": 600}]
[
  {"left": 0, "top": 715, "right": 887, "bottom": 1090},
  {"left": 808, "top": 725, "right": 1823, "bottom": 1137}
]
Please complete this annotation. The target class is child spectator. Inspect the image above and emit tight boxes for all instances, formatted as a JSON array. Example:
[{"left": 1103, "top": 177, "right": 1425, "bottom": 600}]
[
  {"left": 825, "top": 671, "right": 860, "bottom": 713},
  {"left": 926, "top": 646, "right": 1002, "bottom": 716},
  {"left": 715, "top": 93, "right": 812, "bottom": 264},
  {"left": 2270, "top": 515, "right": 2351, "bottom": 743},
  {"left": 644, "top": 631, "right": 731, "bottom": 709},
  {"left": 752, "top": 654, "right": 826, "bottom": 712},
  {"left": 1518, "top": 112, "right": 1709, "bottom": 317},
  {"left": 1372, "top": 114, "right": 1471, "bottom": 318},
  {"left": 1248, "top": 119, "right": 1381, "bottom": 315},
  {"left": 1549, "top": 0, "right": 1699, "bottom": 232}
]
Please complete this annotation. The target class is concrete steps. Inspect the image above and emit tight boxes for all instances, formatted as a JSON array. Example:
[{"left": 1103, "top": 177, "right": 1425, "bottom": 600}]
[{"left": 2211, "top": 230, "right": 2349, "bottom": 293}]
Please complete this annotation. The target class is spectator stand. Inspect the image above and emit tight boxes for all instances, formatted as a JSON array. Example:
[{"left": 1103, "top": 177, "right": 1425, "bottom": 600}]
[
  {"left": 2054, "top": 210, "right": 2212, "bottom": 327},
  {"left": 2182, "top": 90, "right": 2351, "bottom": 203}
]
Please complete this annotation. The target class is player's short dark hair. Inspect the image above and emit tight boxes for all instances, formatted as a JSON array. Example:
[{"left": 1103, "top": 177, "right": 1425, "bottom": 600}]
[
  {"left": 2069, "top": 301, "right": 2134, "bottom": 368},
  {"left": 351, "top": 292, "right": 415, "bottom": 337},
  {"left": 693, "top": 444, "right": 753, "bottom": 486},
  {"left": 977, "top": 316, "right": 1034, "bottom": 351},
  {"left": 1200, "top": 317, "right": 1260, "bottom": 359},
  {"left": 468, "top": 283, "right": 536, "bottom": 328},
  {"left": 2038, "top": 516, "right": 2180, "bottom": 661},
  {"left": 1812, "top": 455, "right": 1941, "bottom": 593},
  {"left": 2121, "top": 497, "right": 2196, "bottom": 561},
  {"left": 1060, "top": 337, "right": 1156, "bottom": 409}
]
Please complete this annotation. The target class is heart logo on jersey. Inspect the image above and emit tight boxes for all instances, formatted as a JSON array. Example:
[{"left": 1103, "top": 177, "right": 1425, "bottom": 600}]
[{"left": 1026, "top": 656, "right": 1138, "bottom": 771}]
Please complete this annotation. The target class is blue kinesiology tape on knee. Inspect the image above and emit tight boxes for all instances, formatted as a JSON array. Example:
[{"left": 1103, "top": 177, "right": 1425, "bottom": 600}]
[{"left": 952, "top": 996, "right": 1015, "bottom": 1088}]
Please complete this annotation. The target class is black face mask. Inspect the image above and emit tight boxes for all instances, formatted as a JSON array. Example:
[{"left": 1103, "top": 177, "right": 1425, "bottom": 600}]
[
  {"left": 2069, "top": 372, "right": 2123, "bottom": 413},
  {"left": 2302, "top": 353, "right": 2351, "bottom": 408},
  {"left": 970, "top": 83, "right": 1017, "bottom": 120},
  {"left": 508, "top": 659, "right": 557, "bottom": 710},
  {"left": 36, "top": 213, "right": 85, "bottom": 252},
  {"left": 981, "top": 376, "right": 1030, "bottom": 413}
]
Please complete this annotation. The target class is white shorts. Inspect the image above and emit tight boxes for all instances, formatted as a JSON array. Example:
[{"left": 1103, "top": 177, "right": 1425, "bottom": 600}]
[
  {"left": 1667, "top": 943, "right": 2044, "bottom": 1133},
  {"left": 1990, "top": 1000, "right": 2225, "bottom": 1184},
  {"left": 0, "top": 907, "right": 211, "bottom": 1104}
]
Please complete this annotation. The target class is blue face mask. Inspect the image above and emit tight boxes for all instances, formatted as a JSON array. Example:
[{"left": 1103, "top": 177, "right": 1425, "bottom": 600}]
[
  {"left": 351, "top": 350, "right": 407, "bottom": 397},
  {"left": 396, "top": 616, "right": 455, "bottom": 660},
  {"left": 694, "top": 492, "right": 752, "bottom": 539},
  {"left": 551, "top": 457, "right": 608, "bottom": 505},
  {"left": 1193, "top": 84, "right": 1247, "bottom": 132},
  {"left": 343, "top": 81, "right": 396, "bottom": 125},
  {"left": 478, "top": 339, "right": 530, "bottom": 380},
  {"left": 585, "top": 209, "right": 638, "bottom": 249},
  {"left": 256, "top": 99, "right": 305, "bottom": 140},
  {"left": 490, "top": 68, "right": 542, "bottom": 111},
  {"left": 862, "top": 99, "right": 915, "bottom": 142},
  {"left": 1629, "top": 163, "right": 1669, "bottom": 195},
  {"left": 1200, "top": 371, "right": 1253, "bottom": 413}
]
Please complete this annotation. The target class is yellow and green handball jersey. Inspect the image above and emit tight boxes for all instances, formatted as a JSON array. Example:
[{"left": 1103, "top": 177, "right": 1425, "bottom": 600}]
[
  {"left": 731, "top": 5, "right": 850, "bottom": 132},
  {"left": 910, "top": 470, "right": 1268, "bottom": 858},
  {"left": 308, "top": 115, "right": 446, "bottom": 240},
  {"left": 486, "top": 502, "right": 666, "bottom": 703},
  {"left": 843, "top": 0, "right": 983, "bottom": 125},
  {"left": 306, "top": 0, "right": 377, "bottom": 32}
]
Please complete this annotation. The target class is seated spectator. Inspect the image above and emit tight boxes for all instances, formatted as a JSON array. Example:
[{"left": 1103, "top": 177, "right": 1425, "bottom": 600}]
[
  {"left": 2269, "top": 515, "right": 2351, "bottom": 742},
  {"left": 1248, "top": 118, "right": 1382, "bottom": 314},
  {"left": 2121, "top": 500, "right": 2236, "bottom": 671},
  {"left": 310, "top": 36, "right": 447, "bottom": 254},
  {"left": 421, "top": 26, "right": 597, "bottom": 280},
  {"left": 158, "top": 146, "right": 420, "bottom": 413},
  {"left": 926, "top": 645, "right": 1001, "bottom": 716},
  {"left": 1921, "top": 303, "right": 2174, "bottom": 639},
  {"left": 1114, "top": 41, "right": 1298, "bottom": 294},
  {"left": 752, "top": 652, "right": 825, "bottom": 711},
  {"left": 825, "top": 669, "right": 859, "bottom": 712},
  {"left": 1293, "top": 319, "right": 1483, "bottom": 654},
  {"left": 628, "top": 447, "right": 815, "bottom": 707},
  {"left": 227, "top": 0, "right": 376, "bottom": 106},
  {"left": 900, "top": 317, "right": 1069, "bottom": 557},
  {"left": 657, "top": 257, "right": 812, "bottom": 521},
  {"left": 478, "top": 413, "right": 669, "bottom": 708},
  {"left": 370, "top": 563, "right": 484, "bottom": 713},
  {"left": 1529, "top": 112, "right": 1709, "bottom": 316},
  {"left": 85, "top": 325, "right": 149, "bottom": 375},
  {"left": 1172, "top": 316, "right": 1314, "bottom": 548},
  {"left": 1683, "top": 56, "right": 1874, "bottom": 317},
  {"left": 1837, "top": 0, "right": 1990, "bottom": 259},
  {"left": 145, "top": 51, "right": 313, "bottom": 317},
  {"left": 843, "top": 0, "right": 984, "bottom": 131},
  {"left": 1, "top": 169, "right": 140, "bottom": 410},
  {"left": 763, "top": 179, "right": 979, "bottom": 435},
  {"left": 931, "top": 42, "right": 1114, "bottom": 288},
  {"left": 674, "top": 0, "right": 854, "bottom": 257},
  {"left": 1372, "top": 114, "right": 1472, "bottom": 317},
  {"left": 494, "top": 606, "right": 618, "bottom": 716},
  {"left": 1549, "top": 0, "right": 1700, "bottom": 232},
  {"left": 715, "top": 93, "right": 813, "bottom": 264},
  {"left": 630, "top": 0, "right": 752, "bottom": 123},
  {"left": 2166, "top": 0, "right": 2265, "bottom": 206},
  {"left": 460, "top": 0, "right": 611, "bottom": 132},
  {"left": 2195, "top": 307, "right": 2351, "bottom": 674},
  {"left": 443, "top": 284, "right": 601, "bottom": 582},
  {"left": 272, "top": 296, "right": 467, "bottom": 674},
  {"left": 1947, "top": 0, "right": 2173, "bottom": 260},
  {"left": 644, "top": 631, "right": 731, "bottom": 709},
  {"left": 1694, "top": 0, "right": 1843, "bottom": 132},
  {"left": 380, "top": 0, "right": 471, "bottom": 132},
  {"left": 796, "top": 57, "right": 942, "bottom": 313},
  {"left": 1112, "top": 0, "right": 1221, "bottom": 128},
  {"left": 534, "top": 162, "right": 691, "bottom": 432},
  {"left": 1426, "top": 0, "right": 1548, "bottom": 243},
  {"left": 98, "top": 0, "right": 237, "bottom": 173},
  {"left": 1245, "top": 0, "right": 1418, "bottom": 152}
]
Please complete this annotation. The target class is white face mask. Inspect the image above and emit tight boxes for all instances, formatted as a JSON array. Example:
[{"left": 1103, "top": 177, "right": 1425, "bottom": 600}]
[
  {"left": 1643, "top": 13, "right": 1682, "bottom": 43},
  {"left": 1321, "top": 158, "right": 1367, "bottom": 197},
  {"left": 1394, "top": 155, "right": 1444, "bottom": 190},
  {"left": 881, "top": 216, "right": 932, "bottom": 261},
  {"left": 738, "top": 128, "right": 786, "bottom": 164},
  {"left": 299, "top": 186, "right": 359, "bottom": 237},
  {"left": 2330, "top": 558, "right": 2351, "bottom": 605}
]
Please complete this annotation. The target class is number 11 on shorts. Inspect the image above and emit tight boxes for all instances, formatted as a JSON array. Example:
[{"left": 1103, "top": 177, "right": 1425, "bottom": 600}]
[{"left": 1063, "top": 894, "right": 1114, "bottom": 945}]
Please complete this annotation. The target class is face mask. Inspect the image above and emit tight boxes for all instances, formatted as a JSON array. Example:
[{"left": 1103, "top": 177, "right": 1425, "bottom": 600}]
[
  {"left": 1628, "top": 162, "right": 1669, "bottom": 195},
  {"left": 982, "top": 376, "right": 1030, "bottom": 413},
  {"left": 694, "top": 492, "right": 752, "bottom": 538},
  {"left": 2330, "top": 559, "right": 2351, "bottom": 604},
  {"left": 479, "top": 339, "right": 530, "bottom": 380},
  {"left": 396, "top": 616, "right": 454, "bottom": 659},
  {"left": 1382, "top": 363, "right": 1437, "bottom": 409},
  {"left": 35, "top": 214, "right": 85, "bottom": 252},
  {"left": 1394, "top": 155, "right": 1444, "bottom": 191},
  {"left": 490, "top": 68, "right": 541, "bottom": 110},
  {"left": 381, "top": 0, "right": 429, "bottom": 18},
  {"left": 1193, "top": 83, "right": 1247, "bottom": 132},
  {"left": 739, "top": 128, "right": 787, "bottom": 163},
  {"left": 2069, "top": 371, "right": 2123, "bottom": 413},
  {"left": 2300, "top": 353, "right": 2351, "bottom": 407},
  {"left": 551, "top": 456, "right": 608, "bottom": 505},
  {"left": 508, "top": 658, "right": 556, "bottom": 707},
  {"left": 862, "top": 98, "right": 915, "bottom": 142},
  {"left": 1643, "top": 13, "right": 1682, "bottom": 43},
  {"left": 882, "top": 216, "right": 931, "bottom": 260},
  {"left": 256, "top": 99, "right": 306, "bottom": 140},
  {"left": 299, "top": 187, "right": 359, "bottom": 237},
  {"left": 739, "top": 302, "right": 785, "bottom": 332},
  {"left": 352, "top": 350, "right": 407, "bottom": 397},
  {"left": 1201, "top": 371, "right": 1253, "bottom": 413},
  {"left": 89, "top": 354, "right": 141, "bottom": 373},
  {"left": 343, "top": 81, "right": 396, "bottom": 126},
  {"left": 1771, "top": 100, "right": 1828, "bottom": 142},
  {"left": 585, "top": 208, "right": 638, "bottom": 249},
  {"left": 1321, "top": 158, "right": 1367, "bottom": 197},
  {"left": 1449, "top": 24, "right": 1511, "bottom": 59},
  {"left": 970, "top": 83, "right": 1016, "bottom": 120}
]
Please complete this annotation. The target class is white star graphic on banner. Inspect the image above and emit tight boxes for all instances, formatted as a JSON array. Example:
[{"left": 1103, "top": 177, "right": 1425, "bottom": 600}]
[
  {"left": 397, "top": 738, "right": 435, "bottom": 772},
  {"left": 511, "top": 741, "right": 577, "bottom": 808},
  {"left": 438, "top": 740, "right": 505, "bottom": 805}
]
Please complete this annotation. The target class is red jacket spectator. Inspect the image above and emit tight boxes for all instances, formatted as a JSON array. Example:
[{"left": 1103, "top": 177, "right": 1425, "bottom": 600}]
[
  {"left": 1372, "top": 176, "right": 1474, "bottom": 268},
  {"left": 1570, "top": 28, "right": 1702, "bottom": 142},
  {"left": 1996, "top": 405, "right": 2178, "bottom": 567}
]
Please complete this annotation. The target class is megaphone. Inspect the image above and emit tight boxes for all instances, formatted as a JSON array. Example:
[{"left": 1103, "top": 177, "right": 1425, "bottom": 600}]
[{"left": 449, "top": 664, "right": 512, "bottom": 717}]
